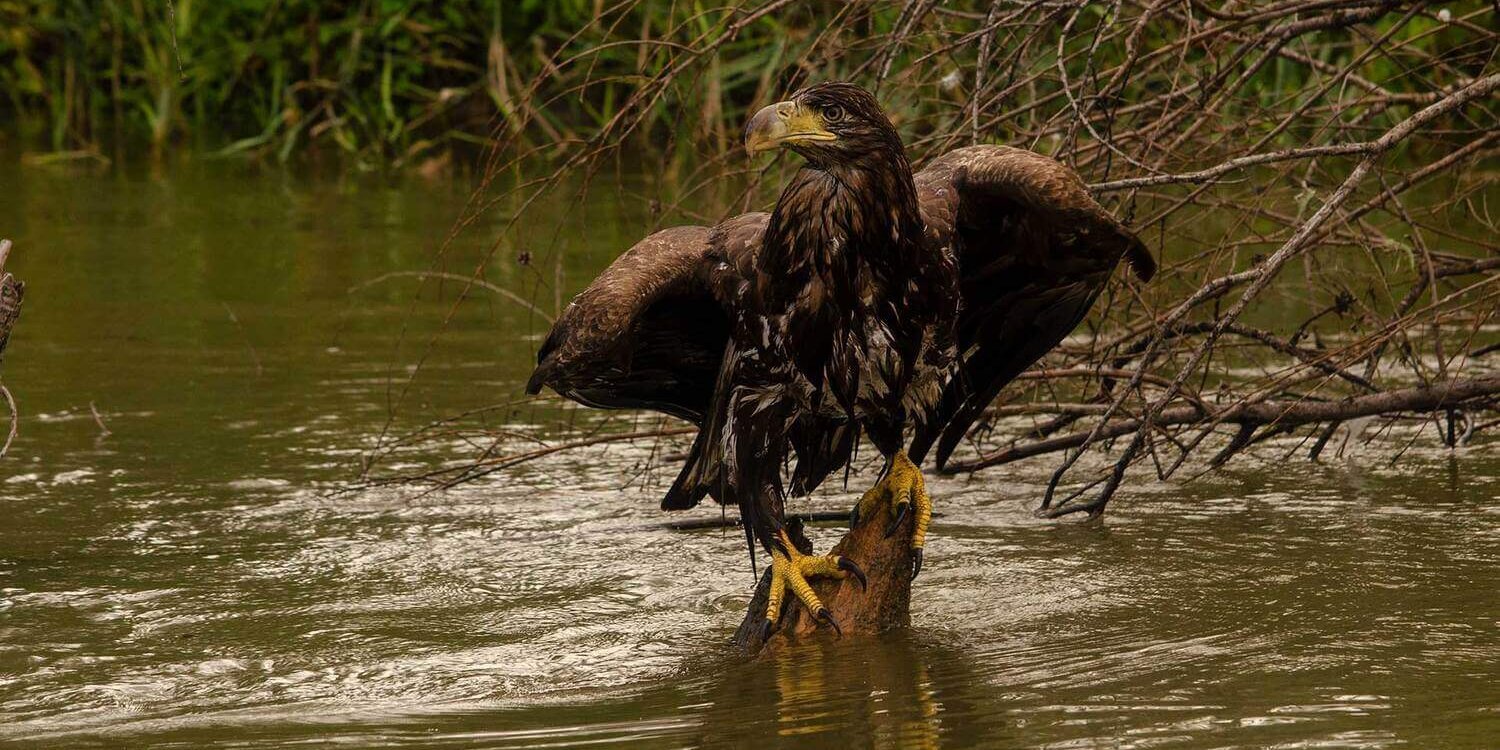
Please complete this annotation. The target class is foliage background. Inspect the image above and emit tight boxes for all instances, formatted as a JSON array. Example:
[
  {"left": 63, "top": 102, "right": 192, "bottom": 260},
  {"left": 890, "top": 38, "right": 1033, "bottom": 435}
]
[{"left": 3, "top": 2, "right": 1491, "bottom": 167}]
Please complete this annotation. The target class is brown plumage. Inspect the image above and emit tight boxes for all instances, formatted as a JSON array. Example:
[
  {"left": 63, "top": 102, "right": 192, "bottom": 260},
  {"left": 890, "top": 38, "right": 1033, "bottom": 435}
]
[
  {"left": 908, "top": 145, "right": 1154, "bottom": 467},
  {"left": 527, "top": 82, "right": 1152, "bottom": 573}
]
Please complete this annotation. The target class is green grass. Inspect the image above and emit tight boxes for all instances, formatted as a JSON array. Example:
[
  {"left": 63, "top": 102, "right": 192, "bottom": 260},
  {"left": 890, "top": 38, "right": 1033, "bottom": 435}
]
[
  {"left": 0, "top": 0, "right": 824, "bottom": 165},
  {"left": 0, "top": 1, "right": 1491, "bottom": 169}
]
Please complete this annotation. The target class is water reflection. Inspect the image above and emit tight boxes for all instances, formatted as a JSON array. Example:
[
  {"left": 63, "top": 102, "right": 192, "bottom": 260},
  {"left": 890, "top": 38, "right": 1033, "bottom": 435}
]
[{"left": 702, "top": 633, "right": 964, "bottom": 749}]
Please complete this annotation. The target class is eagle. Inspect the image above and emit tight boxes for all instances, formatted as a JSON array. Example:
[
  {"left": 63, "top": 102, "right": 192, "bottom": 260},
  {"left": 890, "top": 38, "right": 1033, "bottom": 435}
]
[{"left": 527, "top": 81, "right": 1153, "bottom": 637}]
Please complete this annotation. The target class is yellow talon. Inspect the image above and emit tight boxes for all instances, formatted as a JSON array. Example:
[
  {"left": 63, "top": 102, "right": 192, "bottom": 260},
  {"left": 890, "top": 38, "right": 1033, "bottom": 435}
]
[
  {"left": 851, "top": 450, "right": 931, "bottom": 578},
  {"left": 762, "top": 530, "right": 867, "bottom": 637}
]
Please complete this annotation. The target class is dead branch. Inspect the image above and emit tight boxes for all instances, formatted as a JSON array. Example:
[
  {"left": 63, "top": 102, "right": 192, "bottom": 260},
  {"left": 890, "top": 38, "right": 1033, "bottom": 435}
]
[
  {"left": 0, "top": 238, "right": 21, "bottom": 459},
  {"left": 1040, "top": 73, "right": 1500, "bottom": 518},
  {"left": 953, "top": 374, "right": 1500, "bottom": 476},
  {"left": 0, "top": 384, "right": 16, "bottom": 459}
]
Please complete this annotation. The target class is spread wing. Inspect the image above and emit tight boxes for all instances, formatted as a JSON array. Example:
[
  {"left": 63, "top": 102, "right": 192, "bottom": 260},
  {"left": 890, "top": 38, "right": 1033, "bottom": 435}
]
[
  {"left": 909, "top": 145, "right": 1155, "bottom": 469},
  {"left": 527, "top": 212, "right": 857, "bottom": 511},
  {"left": 526, "top": 224, "right": 739, "bottom": 424}
]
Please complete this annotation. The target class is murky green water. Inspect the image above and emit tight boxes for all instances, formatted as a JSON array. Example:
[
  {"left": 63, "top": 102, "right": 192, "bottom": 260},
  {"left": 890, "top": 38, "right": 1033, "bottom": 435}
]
[{"left": 1, "top": 165, "right": 1497, "bottom": 748}]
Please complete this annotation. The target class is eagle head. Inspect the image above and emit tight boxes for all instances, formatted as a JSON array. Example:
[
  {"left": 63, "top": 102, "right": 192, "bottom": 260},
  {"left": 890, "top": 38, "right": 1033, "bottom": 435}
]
[{"left": 744, "top": 82, "right": 904, "bottom": 169}]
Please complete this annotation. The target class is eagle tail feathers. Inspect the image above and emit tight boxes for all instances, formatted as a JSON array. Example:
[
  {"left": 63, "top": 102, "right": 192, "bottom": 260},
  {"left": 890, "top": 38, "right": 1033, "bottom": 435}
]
[{"left": 1126, "top": 235, "right": 1156, "bottom": 282}]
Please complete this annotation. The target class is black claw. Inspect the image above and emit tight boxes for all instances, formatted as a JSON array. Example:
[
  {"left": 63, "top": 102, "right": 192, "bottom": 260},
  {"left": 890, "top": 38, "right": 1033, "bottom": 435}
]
[
  {"left": 815, "top": 608, "right": 842, "bottom": 638},
  {"left": 910, "top": 548, "right": 924, "bottom": 581},
  {"left": 757, "top": 618, "right": 775, "bottom": 643},
  {"left": 849, "top": 504, "right": 861, "bottom": 529},
  {"left": 885, "top": 502, "right": 910, "bottom": 538},
  {"left": 838, "top": 557, "right": 868, "bottom": 591}
]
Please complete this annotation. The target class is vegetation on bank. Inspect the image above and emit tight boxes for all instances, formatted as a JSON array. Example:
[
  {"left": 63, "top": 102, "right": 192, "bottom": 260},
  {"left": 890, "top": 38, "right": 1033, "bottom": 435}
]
[
  {"left": 1, "top": 0, "right": 848, "bottom": 164},
  {"left": 0, "top": 1, "right": 1491, "bottom": 168}
]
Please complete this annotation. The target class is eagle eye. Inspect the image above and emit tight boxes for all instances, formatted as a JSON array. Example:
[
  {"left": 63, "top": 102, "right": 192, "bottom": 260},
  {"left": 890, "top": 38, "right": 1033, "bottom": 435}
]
[{"left": 821, "top": 105, "right": 846, "bottom": 123}]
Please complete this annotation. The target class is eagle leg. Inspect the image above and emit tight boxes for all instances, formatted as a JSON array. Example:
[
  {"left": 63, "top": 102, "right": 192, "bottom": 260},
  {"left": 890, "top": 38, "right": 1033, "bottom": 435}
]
[
  {"left": 849, "top": 451, "right": 931, "bottom": 580},
  {"left": 760, "top": 530, "right": 867, "bottom": 640}
]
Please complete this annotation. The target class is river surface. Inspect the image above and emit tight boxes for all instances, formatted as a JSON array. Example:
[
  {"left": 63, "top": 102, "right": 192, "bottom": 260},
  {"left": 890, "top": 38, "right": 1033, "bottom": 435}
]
[{"left": 1, "top": 165, "right": 1497, "bottom": 748}]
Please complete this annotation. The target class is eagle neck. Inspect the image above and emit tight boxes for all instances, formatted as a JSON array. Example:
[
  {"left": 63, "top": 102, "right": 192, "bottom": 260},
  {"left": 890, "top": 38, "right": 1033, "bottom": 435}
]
[{"left": 761, "top": 159, "right": 922, "bottom": 278}]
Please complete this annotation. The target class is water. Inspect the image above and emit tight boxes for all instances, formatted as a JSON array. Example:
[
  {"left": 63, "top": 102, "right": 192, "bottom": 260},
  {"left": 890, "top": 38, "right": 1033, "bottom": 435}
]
[{"left": 1, "top": 165, "right": 1497, "bottom": 748}]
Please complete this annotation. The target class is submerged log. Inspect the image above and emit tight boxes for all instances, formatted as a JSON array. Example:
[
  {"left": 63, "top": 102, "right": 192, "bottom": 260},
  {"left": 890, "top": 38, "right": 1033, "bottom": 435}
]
[
  {"left": 733, "top": 506, "right": 917, "bottom": 656},
  {"left": 0, "top": 239, "right": 22, "bottom": 458},
  {"left": 0, "top": 240, "right": 21, "bottom": 360}
]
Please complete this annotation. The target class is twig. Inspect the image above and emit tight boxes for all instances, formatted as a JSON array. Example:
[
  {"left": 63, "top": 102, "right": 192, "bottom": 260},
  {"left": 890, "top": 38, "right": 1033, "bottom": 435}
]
[
  {"left": 89, "top": 401, "right": 112, "bottom": 437},
  {"left": 356, "top": 426, "right": 696, "bottom": 491},
  {"left": 0, "top": 383, "right": 15, "bottom": 458},
  {"left": 221, "top": 302, "right": 263, "bottom": 377},
  {"left": 349, "top": 271, "right": 556, "bottom": 322},
  {"left": 165, "top": 0, "right": 186, "bottom": 81}
]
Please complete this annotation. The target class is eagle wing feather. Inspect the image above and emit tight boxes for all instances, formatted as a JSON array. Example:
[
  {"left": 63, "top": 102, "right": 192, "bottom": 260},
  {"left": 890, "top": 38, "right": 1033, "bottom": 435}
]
[
  {"left": 910, "top": 145, "right": 1154, "bottom": 469},
  {"left": 527, "top": 224, "right": 747, "bottom": 424}
]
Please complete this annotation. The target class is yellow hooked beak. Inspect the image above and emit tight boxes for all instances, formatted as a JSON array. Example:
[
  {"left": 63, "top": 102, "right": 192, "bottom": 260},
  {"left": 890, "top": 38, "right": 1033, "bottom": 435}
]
[{"left": 744, "top": 100, "right": 837, "bottom": 155}]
